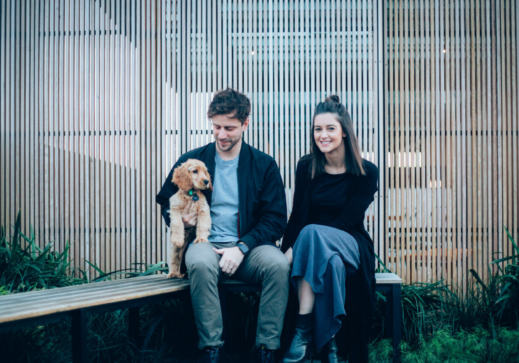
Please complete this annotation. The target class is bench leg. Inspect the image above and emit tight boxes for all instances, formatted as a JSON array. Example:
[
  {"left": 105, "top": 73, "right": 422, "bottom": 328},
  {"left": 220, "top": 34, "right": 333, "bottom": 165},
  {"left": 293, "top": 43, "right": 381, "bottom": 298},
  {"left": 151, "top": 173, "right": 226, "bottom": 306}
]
[
  {"left": 218, "top": 286, "right": 227, "bottom": 360},
  {"left": 72, "top": 309, "right": 88, "bottom": 363},
  {"left": 392, "top": 284, "right": 402, "bottom": 363},
  {"left": 129, "top": 306, "right": 140, "bottom": 347},
  {"left": 385, "top": 288, "right": 393, "bottom": 340}
]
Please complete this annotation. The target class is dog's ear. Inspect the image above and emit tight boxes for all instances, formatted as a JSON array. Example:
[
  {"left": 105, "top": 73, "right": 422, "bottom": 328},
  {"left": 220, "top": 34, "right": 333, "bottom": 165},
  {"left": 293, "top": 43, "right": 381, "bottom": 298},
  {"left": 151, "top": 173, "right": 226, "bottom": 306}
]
[
  {"left": 172, "top": 163, "right": 193, "bottom": 191},
  {"left": 207, "top": 176, "right": 213, "bottom": 191}
]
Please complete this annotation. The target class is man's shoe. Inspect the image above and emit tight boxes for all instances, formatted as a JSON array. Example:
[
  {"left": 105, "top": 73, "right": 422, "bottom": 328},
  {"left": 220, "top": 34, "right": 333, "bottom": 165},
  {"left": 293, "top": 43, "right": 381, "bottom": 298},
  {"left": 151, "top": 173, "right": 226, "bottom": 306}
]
[
  {"left": 320, "top": 337, "right": 339, "bottom": 363},
  {"left": 254, "top": 346, "right": 275, "bottom": 363},
  {"left": 281, "top": 313, "right": 313, "bottom": 363},
  {"left": 196, "top": 346, "right": 221, "bottom": 363}
]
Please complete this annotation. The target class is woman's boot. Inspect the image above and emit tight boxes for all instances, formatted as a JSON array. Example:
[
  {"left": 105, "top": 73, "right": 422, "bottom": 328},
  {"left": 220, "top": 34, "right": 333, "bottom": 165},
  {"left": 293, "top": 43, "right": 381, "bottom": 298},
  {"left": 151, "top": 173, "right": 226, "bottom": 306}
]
[
  {"left": 282, "top": 313, "right": 313, "bottom": 363},
  {"left": 320, "top": 336, "right": 339, "bottom": 363}
]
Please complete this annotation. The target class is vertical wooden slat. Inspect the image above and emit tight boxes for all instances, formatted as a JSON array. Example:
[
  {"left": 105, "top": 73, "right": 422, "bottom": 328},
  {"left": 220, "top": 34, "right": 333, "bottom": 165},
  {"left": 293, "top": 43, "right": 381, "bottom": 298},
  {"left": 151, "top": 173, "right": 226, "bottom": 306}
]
[{"left": 0, "top": 0, "right": 5, "bottom": 230}]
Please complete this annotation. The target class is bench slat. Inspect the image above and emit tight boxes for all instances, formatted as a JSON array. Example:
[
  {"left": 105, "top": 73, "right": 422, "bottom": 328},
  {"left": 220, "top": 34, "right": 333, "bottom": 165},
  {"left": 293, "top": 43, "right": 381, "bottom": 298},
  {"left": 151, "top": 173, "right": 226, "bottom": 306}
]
[
  {"left": 0, "top": 279, "right": 190, "bottom": 314},
  {"left": 2, "top": 276, "right": 181, "bottom": 306},
  {"left": 0, "top": 277, "right": 190, "bottom": 323}
]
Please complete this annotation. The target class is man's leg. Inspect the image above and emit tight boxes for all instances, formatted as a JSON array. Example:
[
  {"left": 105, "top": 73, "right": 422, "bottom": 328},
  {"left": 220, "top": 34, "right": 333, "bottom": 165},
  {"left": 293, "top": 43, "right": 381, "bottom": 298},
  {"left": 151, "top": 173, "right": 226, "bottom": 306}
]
[
  {"left": 185, "top": 242, "right": 225, "bottom": 349},
  {"left": 234, "top": 244, "right": 290, "bottom": 350}
]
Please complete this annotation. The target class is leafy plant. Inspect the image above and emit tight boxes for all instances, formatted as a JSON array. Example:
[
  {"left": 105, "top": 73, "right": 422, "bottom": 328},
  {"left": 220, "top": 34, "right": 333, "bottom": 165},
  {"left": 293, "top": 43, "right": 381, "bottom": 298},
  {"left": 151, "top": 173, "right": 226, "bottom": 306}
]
[{"left": 0, "top": 211, "right": 86, "bottom": 294}]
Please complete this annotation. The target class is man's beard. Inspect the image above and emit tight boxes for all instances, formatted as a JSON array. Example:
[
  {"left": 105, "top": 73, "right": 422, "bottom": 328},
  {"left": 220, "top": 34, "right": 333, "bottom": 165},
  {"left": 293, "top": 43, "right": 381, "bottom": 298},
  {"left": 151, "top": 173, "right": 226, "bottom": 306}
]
[{"left": 216, "top": 136, "right": 241, "bottom": 152}]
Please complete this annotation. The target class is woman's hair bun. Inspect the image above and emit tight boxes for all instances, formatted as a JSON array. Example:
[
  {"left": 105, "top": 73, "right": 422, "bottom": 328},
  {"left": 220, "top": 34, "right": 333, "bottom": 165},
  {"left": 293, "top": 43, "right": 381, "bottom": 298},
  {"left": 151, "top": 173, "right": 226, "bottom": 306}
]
[{"left": 325, "top": 95, "right": 340, "bottom": 103}]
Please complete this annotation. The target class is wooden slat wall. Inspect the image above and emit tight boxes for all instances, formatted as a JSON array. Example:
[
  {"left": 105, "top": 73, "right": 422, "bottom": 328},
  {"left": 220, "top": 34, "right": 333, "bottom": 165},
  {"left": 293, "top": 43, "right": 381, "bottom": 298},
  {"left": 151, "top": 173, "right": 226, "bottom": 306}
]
[
  {"left": 1, "top": 0, "right": 516, "bottom": 287},
  {"left": 386, "top": 0, "right": 519, "bottom": 287}
]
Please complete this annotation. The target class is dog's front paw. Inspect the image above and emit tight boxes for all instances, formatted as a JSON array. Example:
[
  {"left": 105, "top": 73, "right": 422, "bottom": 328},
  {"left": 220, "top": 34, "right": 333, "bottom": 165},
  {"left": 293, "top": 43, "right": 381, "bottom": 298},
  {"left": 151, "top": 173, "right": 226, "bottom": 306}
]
[
  {"left": 193, "top": 238, "right": 209, "bottom": 244},
  {"left": 172, "top": 239, "right": 184, "bottom": 248}
]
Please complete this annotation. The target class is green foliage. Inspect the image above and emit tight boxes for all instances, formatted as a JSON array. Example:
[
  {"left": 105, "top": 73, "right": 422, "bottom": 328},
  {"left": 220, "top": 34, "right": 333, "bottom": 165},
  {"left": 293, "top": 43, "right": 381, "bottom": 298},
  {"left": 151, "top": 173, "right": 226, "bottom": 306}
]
[
  {"left": 0, "top": 212, "right": 86, "bottom": 294},
  {"left": 400, "top": 326, "right": 519, "bottom": 363}
]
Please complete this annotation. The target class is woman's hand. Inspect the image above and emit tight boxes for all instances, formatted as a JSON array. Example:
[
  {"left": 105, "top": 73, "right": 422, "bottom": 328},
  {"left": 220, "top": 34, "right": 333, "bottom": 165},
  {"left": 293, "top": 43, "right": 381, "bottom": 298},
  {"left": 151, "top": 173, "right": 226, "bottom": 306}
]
[{"left": 285, "top": 247, "right": 293, "bottom": 265}]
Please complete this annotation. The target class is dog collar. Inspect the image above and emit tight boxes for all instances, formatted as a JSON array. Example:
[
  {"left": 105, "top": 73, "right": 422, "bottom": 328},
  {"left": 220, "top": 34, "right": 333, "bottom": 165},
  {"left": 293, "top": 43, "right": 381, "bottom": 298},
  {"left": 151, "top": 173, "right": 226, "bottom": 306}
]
[{"left": 188, "top": 189, "right": 199, "bottom": 202}]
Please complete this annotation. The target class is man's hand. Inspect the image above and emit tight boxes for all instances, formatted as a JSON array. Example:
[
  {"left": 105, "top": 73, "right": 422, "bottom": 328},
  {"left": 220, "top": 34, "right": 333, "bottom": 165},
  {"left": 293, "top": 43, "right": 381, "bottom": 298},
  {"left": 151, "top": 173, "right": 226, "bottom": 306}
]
[
  {"left": 285, "top": 247, "right": 293, "bottom": 265},
  {"left": 213, "top": 247, "right": 245, "bottom": 276},
  {"left": 182, "top": 200, "right": 198, "bottom": 227}
]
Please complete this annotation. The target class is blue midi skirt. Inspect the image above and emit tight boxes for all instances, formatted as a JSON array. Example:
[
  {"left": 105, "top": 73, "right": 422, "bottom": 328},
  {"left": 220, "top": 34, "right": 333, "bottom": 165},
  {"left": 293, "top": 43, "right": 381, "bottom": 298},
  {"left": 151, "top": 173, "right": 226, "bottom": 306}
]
[{"left": 291, "top": 224, "right": 360, "bottom": 351}]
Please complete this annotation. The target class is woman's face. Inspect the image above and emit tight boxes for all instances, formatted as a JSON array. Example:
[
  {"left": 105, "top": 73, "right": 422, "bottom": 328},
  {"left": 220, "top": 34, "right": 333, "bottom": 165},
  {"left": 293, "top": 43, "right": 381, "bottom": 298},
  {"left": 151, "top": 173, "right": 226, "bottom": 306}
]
[{"left": 313, "top": 113, "right": 346, "bottom": 154}]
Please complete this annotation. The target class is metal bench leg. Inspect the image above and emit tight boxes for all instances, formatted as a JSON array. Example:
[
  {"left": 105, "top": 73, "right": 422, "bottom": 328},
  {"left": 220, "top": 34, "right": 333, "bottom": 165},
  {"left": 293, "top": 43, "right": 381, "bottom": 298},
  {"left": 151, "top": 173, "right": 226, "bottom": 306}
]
[
  {"left": 72, "top": 309, "right": 88, "bottom": 363},
  {"left": 392, "top": 284, "right": 402, "bottom": 363},
  {"left": 385, "top": 288, "right": 393, "bottom": 339},
  {"left": 129, "top": 306, "right": 140, "bottom": 347},
  {"left": 218, "top": 286, "right": 227, "bottom": 360}
]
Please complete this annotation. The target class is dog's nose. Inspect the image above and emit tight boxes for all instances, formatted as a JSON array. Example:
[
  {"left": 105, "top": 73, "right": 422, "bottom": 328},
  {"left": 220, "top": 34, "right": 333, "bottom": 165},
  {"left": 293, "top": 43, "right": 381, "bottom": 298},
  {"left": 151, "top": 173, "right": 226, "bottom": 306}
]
[{"left": 203, "top": 179, "right": 209, "bottom": 185}]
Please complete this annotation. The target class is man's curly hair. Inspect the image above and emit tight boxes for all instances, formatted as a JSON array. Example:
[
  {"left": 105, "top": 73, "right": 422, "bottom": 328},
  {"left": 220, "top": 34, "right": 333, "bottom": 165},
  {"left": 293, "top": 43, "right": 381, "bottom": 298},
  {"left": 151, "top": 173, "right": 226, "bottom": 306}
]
[{"left": 207, "top": 88, "right": 251, "bottom": 124}]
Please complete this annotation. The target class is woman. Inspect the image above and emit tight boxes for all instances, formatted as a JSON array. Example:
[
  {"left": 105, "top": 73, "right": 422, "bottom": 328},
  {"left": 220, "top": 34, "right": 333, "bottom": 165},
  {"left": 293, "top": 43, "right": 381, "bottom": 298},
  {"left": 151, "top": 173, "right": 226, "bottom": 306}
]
[{"left": 281, "top": 95, "right": 378, "bottom": 363}]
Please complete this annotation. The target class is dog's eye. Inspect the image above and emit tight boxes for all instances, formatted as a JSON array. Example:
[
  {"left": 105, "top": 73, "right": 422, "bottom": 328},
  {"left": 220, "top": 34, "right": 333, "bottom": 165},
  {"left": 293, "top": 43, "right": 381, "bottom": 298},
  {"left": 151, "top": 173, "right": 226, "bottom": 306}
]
[{"left": 192, "top": 170, "right": 198, "bottom": 174}]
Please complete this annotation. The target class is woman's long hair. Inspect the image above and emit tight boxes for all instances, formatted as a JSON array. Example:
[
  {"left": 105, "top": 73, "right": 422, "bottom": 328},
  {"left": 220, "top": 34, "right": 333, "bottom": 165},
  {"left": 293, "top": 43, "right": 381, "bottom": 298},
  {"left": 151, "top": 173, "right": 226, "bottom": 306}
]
[{"left": 309, "top": 95, "right": 366, "bottom": 178}]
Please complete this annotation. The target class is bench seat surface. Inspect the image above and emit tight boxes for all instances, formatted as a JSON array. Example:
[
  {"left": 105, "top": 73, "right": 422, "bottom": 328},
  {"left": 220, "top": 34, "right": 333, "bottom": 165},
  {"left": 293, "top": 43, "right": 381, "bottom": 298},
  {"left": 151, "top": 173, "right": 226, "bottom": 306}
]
[{"left": 0, "top": 273, "right": 401, "bottom": 324}]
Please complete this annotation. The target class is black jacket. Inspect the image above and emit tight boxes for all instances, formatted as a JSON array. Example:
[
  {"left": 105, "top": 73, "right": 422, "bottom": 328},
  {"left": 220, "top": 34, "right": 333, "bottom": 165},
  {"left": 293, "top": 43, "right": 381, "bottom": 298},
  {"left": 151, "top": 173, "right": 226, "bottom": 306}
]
[
  {"left": 281, "top": 156, "right": 378, "bottom": 363},
  {"left": 156, "top": 142, "right": 288, "bottom": 254}
]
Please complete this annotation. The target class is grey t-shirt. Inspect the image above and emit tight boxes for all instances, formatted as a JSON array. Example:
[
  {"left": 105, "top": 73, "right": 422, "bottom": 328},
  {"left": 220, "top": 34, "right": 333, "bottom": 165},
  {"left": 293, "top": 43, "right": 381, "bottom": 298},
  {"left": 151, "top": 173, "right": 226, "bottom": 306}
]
[{"left": 208, "top": 152, "right": 240, "bottom": 243}]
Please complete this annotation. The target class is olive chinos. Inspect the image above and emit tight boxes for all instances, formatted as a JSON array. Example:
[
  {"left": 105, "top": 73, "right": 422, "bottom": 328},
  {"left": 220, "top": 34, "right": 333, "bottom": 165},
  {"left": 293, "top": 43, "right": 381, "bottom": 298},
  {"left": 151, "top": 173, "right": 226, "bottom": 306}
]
[{"left": 185, "top": 242, "right": 290, "bottom": 350}]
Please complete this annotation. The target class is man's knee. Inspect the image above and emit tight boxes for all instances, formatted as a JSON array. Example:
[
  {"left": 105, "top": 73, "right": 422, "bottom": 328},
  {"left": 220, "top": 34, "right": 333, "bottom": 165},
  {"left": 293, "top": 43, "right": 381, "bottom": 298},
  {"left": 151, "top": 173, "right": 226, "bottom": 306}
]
[
  {"left": 262, "top": 249, "right": 290, "bottom": 282},
  {"left": 186, "top": 246, "right": 219, "bottom": 281}
]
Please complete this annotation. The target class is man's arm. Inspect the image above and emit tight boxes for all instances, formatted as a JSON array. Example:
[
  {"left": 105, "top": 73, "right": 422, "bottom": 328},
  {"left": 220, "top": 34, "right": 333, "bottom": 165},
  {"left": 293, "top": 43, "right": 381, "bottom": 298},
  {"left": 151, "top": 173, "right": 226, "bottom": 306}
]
[
  {"left": 156, "top": 155, "right": 190, "bottom": 226},
  {"left": 239, "top": 160, "right": 288, "bottom": 250}
]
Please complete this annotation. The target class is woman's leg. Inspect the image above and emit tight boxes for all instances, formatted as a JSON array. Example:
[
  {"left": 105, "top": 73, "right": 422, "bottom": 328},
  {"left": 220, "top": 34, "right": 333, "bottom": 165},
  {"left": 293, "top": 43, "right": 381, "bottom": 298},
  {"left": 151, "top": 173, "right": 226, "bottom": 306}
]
[{"left": 297, "top": 278, "right": 315, "bottom": 314}]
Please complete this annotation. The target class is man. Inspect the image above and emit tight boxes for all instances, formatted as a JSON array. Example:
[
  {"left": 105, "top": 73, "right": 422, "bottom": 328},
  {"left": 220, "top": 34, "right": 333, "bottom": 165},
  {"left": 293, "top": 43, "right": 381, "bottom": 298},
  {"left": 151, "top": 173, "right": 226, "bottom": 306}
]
[{"left": 156, "top": 88, "right": 290, "bottom": 363}]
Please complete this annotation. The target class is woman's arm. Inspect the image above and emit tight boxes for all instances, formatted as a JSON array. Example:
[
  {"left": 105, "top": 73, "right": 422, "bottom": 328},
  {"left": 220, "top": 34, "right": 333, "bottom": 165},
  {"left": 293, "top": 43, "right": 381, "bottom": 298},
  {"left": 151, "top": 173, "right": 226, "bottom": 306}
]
[
  {"left": 329, "top": 162, "right": 379, "bottom": 233},
  {"left": 281, "top": 158, "right": 309, "bottom": 253}
]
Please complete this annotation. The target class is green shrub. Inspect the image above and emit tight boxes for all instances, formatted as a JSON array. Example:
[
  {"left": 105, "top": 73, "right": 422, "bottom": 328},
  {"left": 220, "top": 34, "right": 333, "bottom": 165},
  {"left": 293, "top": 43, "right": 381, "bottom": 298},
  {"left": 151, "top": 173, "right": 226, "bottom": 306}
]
[{"left": 0, "top": 212, "right": 86, "bottom": 293}]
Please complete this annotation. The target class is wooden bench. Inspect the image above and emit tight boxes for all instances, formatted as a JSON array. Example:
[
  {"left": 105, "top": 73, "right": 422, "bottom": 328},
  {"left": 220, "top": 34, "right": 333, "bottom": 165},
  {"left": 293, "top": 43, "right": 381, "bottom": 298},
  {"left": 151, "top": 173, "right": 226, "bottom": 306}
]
[{"left": 0, "top": 273, "right": 402, "bottom": 362}]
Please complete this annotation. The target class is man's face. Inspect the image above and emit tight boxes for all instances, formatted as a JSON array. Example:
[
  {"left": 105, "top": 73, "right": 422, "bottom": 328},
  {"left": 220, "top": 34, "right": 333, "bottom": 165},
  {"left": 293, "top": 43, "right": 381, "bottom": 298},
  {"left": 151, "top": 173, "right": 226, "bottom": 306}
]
[{"left": 211, "top": 114, "right": 249, "bottom": 153}]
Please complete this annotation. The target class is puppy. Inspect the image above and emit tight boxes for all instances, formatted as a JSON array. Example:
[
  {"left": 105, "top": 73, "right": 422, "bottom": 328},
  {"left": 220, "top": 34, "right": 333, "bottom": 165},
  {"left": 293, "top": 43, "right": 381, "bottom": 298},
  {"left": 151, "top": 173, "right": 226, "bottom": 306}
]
[{"left": 167, "top": 159, "right": 212, "bottom": 279}]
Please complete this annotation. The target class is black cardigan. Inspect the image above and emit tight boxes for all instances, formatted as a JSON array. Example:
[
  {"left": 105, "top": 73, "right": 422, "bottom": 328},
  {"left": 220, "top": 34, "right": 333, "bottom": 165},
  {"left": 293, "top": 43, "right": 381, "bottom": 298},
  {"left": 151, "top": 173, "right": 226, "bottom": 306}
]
[
  {"left": 156, "top": 142, "right": 288, "bottom": 256},
  {"left": 281, "top": 156, "right": 378, "bottom": 363}
]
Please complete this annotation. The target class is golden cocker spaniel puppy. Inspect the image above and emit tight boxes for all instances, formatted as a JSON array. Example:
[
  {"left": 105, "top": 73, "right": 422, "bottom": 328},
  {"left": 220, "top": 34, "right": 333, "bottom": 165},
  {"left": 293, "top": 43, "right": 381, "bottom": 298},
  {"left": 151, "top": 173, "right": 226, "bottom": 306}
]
[{"left": 167, "top": 159, "right": 212, "bottom": 279}]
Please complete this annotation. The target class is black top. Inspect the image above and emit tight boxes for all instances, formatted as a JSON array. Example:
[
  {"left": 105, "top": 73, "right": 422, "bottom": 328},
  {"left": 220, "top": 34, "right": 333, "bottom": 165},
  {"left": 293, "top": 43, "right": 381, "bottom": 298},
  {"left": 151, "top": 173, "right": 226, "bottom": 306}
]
[
  {"left": 308, "top": 172, "right": 352, "bottom": 227},
  {"left": 156, "top": 142, "right": 288, "bottom": 272},
  {"left": 282, "top": 156, "right": 378, "bottom": 362}
]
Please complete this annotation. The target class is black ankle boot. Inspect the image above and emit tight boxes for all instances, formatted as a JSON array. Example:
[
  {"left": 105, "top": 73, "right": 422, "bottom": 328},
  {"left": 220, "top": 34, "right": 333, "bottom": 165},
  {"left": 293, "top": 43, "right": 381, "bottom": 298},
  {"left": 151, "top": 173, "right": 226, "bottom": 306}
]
[
  {"left": 196, "top": 346, "right": 221, "bottom": 363},
  {"left": 320, "top": 337, "right": 339, "bottom": 363},
  {"left": 282, "top": 313, "right": 313, "bottom": 363},
  {"left": 254, "top": 346, "right": 275, "bottom": 363}
]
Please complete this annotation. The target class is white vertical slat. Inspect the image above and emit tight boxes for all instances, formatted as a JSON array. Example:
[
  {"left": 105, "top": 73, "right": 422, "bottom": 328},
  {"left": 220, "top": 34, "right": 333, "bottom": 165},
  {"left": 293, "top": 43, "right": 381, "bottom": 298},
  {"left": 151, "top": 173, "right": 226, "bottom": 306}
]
[
  {"left": 273, "top": 0, "right": 278, "bottom": 166},
  {"left": 108, "top": 0, "right": 115, "bottom": 273},
  {"left": 261, "top": 0, "right": 267, "bottom": 152},
  {"left": 0, "top": 0, "right": 5, "bottom": 229},
  {"left": 15, "top": 0, "right": 22, "bottom": 236},
  {"left": 294, "top": 1, "right": 299, "bottom": 180},
  {"left": 496, "top": 0, "right": 503, "bottom": 274},
  {"left": 22, "top": 0, "right": 29, "bottom": 238},
  {"left": 244, "top": 0, "right": 249, "bottom": 144},
  {"left": 28, "top": 0, "right": 36, "bottom": 245},
  {"left": 145, "top": 0, "right": 152, "bottom": 265},
  {"left": 85, "top": 0, "right": 93, "bottom": 275},
  {"left": 68, "top": 0, "right": 75, "bottom": 272},
  {"left": 454, "top": 0, "right": 466, "bottom": 286},
  {"left": 515, "top": 0, "right": 519, "bottom": 252},
  {"left": 131, "top": 0, "right": 137, "bottom": 271},
  {"left": 117, "top": 0, "right": 124, "bottom": 272},
  {"left": 201, "top": 0, "right": 207, "bottom": 146},
  {"left": 253, "top": 0, "right": 259, "bottom": 149},
  {"left": 223, "top": 0, "right": 228, "bottom": 89},
  {"left": 376, "top": 0, "right": 384, "bottom": 265},
  {"left": 268, "top": 0, "right": 273, "bottom": 158},
  {"left": 48, "top": 0, "right": 55, "bottom": 251}
]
